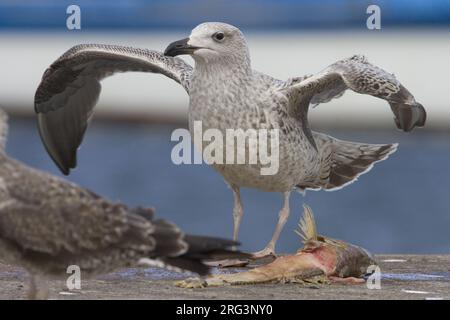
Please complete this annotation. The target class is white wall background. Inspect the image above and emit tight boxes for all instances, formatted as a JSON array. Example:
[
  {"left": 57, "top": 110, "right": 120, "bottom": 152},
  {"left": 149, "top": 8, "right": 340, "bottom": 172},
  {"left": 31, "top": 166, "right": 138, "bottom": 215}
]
[{"left": 0, "top": 29, "right": 448, "bottom": 128}]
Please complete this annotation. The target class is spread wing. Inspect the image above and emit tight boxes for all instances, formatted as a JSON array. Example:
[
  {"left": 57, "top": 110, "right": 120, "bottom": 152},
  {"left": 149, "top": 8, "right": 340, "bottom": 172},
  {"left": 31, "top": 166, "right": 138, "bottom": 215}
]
[
  {"left": 34, "top": 44, "right": 192, "bottom": 174},
  {"left": 282, "top": 55, "right": 426, "bottom": 132}
]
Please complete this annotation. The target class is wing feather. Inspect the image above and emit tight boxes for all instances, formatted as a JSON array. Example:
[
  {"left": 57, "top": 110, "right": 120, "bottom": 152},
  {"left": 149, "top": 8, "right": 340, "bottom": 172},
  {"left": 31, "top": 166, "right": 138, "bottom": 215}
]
[
  {"left": 35, "top": 44, "right": 192, "bottom": 174},
  {"left": 282, "top": 55, "right": 426, "bottom": 132}
]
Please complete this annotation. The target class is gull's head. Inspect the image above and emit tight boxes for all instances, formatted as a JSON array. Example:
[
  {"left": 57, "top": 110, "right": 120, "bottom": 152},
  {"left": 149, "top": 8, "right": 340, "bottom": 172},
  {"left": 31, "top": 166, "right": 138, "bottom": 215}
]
[{"left": 164, "top": 22, "right": 249, "bottom": 64}]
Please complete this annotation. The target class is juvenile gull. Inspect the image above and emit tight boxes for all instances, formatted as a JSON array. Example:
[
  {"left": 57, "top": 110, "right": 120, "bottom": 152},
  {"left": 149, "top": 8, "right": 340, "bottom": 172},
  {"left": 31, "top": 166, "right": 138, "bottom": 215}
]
[
  {"left": 34, "top": 22, "right": 426, "bottom": 259},
  {"left": 0, "top": 110, "right": 245, "bottom": 299}
]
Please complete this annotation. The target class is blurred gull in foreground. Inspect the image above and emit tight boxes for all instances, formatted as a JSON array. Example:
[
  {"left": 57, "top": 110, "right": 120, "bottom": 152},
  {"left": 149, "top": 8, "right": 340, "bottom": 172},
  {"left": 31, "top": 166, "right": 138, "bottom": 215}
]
[
  {"left": 34, "top": 22, "right": 426, "bottom": 260},
  {"left": 0, "top": 109, "right": 245, "bottom": 299}
]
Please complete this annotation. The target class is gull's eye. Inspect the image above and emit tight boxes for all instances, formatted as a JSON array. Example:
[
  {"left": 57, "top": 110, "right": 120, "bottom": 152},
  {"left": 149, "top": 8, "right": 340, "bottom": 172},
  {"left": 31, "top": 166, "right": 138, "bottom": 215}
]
[{"left": 212, "top": 32, "right": 225, "bottom": 42}]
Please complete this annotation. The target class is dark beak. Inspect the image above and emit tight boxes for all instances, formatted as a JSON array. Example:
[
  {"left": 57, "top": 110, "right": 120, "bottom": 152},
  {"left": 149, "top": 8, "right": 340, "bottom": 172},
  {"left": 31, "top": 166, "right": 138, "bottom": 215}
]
[{"left": 164, "top": 38, "right": 199, "bottom": 57}]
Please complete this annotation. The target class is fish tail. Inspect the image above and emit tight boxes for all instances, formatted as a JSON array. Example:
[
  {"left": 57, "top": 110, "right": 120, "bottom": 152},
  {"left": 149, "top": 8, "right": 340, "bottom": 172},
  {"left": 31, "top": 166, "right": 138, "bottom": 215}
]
[{"left": 295, "top": 204, "right": 318, "bottom": 243}]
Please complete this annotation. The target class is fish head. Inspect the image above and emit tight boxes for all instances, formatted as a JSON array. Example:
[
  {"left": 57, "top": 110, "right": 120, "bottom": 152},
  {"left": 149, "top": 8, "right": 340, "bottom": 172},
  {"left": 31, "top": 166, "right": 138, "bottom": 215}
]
[{"left": 299, "top": 235, "right": 377, "bottom": 278}]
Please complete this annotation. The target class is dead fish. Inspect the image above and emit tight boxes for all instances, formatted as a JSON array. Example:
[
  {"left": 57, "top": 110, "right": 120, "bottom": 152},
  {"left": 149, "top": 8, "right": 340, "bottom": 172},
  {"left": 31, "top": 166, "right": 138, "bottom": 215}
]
[{"left": 176, "top": 205, "right": 377, "bottom": 288}]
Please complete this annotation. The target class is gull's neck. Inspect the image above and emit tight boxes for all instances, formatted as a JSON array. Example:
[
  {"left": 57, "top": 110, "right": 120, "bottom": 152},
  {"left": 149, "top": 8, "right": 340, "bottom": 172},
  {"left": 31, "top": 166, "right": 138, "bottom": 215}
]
[{"left": 192, "top": 55, "right": 253, "bottom": 85}]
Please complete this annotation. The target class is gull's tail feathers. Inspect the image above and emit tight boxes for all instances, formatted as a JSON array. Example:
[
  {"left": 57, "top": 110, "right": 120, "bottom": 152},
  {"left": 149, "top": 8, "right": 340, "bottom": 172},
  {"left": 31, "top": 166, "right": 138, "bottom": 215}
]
[
  {"left": 140, "top": 234, "right": 249, "bottom": 276},
  {"left": 304, "top": 132, "right": 398, "bottom": 192},
  {"left": 133, "top": 208, "right": 249, "bottom": 276},
  {"left": 162, "top": 235, "right": 250, "bottom": 276}
]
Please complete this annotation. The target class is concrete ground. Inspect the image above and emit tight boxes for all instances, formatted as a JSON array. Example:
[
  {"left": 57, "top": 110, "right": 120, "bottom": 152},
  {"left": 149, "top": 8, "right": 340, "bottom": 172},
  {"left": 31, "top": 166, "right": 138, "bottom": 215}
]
[{"left": 1, "top": 255, "right": 449, "bottom": 300}]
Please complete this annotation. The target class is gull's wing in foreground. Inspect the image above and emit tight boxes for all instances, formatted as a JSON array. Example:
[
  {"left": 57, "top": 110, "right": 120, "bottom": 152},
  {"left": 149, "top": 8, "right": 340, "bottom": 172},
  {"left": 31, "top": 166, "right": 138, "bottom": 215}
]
[
  {"left": 34, "top": 44, "right": 192, "bottom": 174},
  {"left": 282, "top": 55, "right": 426, "bottom": 132},
  {"left": 0, "top": 162, "right": 243, "bottom": 276}
]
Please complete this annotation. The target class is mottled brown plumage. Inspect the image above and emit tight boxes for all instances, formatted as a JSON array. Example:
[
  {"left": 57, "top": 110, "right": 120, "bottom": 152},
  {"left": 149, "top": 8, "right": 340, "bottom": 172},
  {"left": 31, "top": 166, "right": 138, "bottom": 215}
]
[{"left": 0, "top": 110, "right": 244, "bottom": 299}]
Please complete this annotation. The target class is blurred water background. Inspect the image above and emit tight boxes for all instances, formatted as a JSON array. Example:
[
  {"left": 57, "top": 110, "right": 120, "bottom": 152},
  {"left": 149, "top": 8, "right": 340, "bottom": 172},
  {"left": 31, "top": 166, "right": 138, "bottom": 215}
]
[{"left": 0, "top": 0, "right": 449, "bottom": 253}]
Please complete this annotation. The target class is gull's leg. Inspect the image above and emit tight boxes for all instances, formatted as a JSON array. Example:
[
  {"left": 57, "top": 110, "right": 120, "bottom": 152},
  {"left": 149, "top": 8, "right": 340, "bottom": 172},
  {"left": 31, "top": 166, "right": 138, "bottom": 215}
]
[
  {"left": 28, "top": 275, "right": 49, "bottom": 300},
  {"left": 204, "top": 185, "right": 248, "bottom": 268},
  {"left": 252, "top": 191, "right": 291, "bottom": 259},
  {"left": 232, "top": 185, "right": 243, "bottom": 247}
]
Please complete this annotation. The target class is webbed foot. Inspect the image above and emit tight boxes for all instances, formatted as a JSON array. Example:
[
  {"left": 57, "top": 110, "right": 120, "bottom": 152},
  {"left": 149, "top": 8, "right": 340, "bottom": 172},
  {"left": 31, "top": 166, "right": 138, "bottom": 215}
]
[{"left": 251, "top": 247, "right": 277, "bottom": 260}]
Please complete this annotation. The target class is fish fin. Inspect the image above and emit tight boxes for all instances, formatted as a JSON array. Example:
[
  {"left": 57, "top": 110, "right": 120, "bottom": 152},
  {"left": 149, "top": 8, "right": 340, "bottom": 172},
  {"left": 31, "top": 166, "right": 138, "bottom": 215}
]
[
  {"left": 295, "top": 204, "right": 318, "bottom": 243},
  {"left": 323, "top": 237, "right": 348, "bottom": 250}
]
